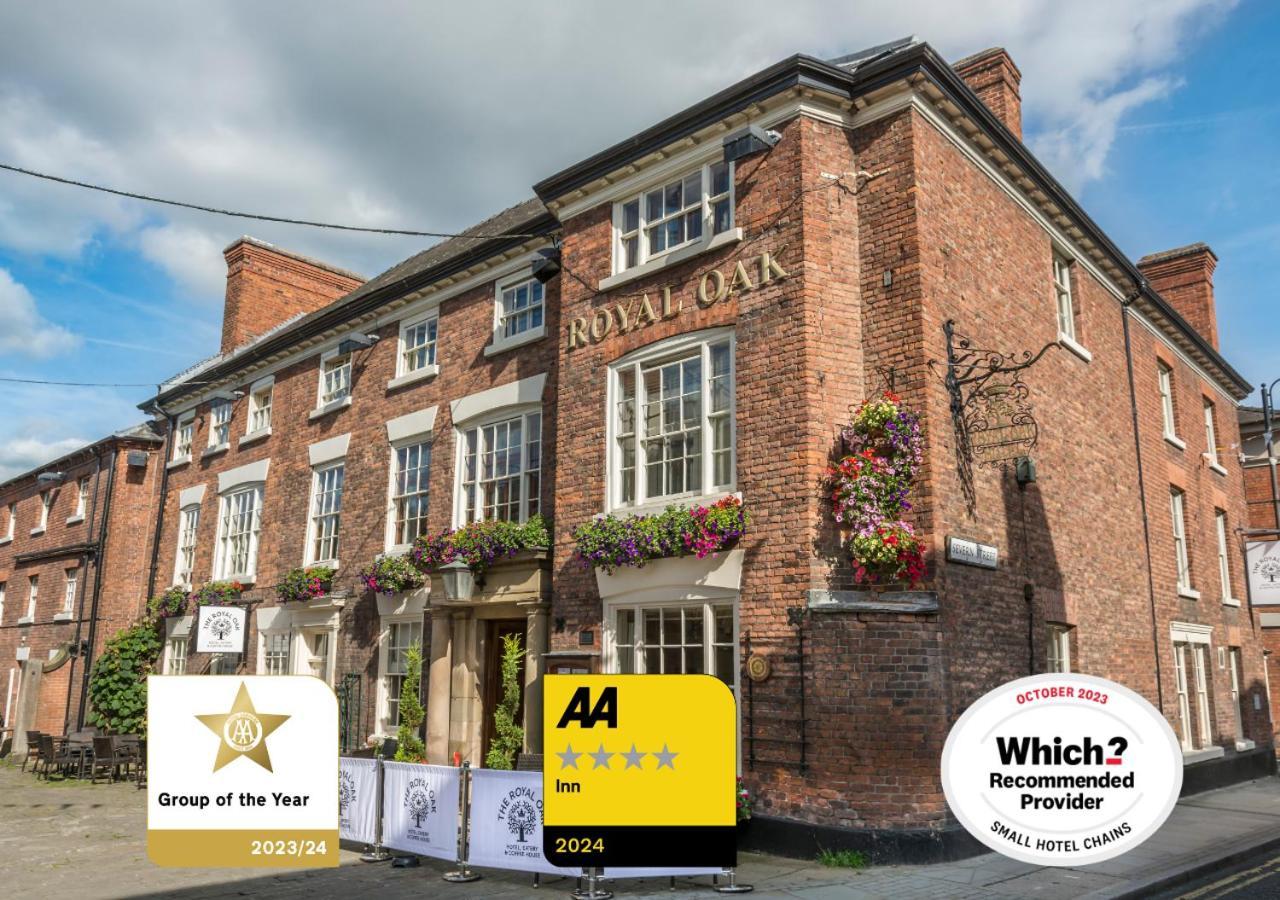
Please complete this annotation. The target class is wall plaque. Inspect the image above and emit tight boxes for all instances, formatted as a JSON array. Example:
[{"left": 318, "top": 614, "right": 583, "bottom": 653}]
[{"left": 946, "top": 536, "right": 998, "bottom": 570}]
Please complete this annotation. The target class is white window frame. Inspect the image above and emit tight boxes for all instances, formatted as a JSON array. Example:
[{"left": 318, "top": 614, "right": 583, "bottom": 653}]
[
  {"left": 163, "top": 636, "right": 188, "bottom": 675},
  {"left": 316, "top": 348, "right": 353, "bottom": 410},
  {"left": 305, "top": 461, "right": 345, "bottom": 567},
  {"left": 377, "top": 615, "right": 425, "bottom": 735},
  {"left": 1173, "top": 643, "right": 1193, "bottom": 749},
  {"left": 454, "top": 407, "right": 542, "bottom": 526},
  {"left": 36, "top": 490, "right": 52, "bottom": 532},
  {"left": 4, "top": 502, "right": 14, "bottom": 541},
  {"left": 1203, "top": 398, "right": 1226, "bottom": 474},
  {"left": 1053, "top": 252, "right": 1076, "bottom": 342},
  {"left": 173, "top": 412, "right": 195, "bottom": 463},
  {"left": 1193, "top": 644, "right": 1212, "bottom": 747},
  {"left": 487, "top": 272, "right": 546, "bottom": 355},
  {"left": 174, "top": 503, "right": 201, "bottom": 588},
  {"left": 213, "top": 484, "right": 264, "bottom": 581},
  {"left": 387, "top": 438, "right": 431, "bottom": 552},
  {"left": 262, "top": 631, "right": 292, "bottom": 676},
  {"left": 25, "top": 576, "right": 37, "bottom": 622},
  {"left": 0, "top": 582, "right": 6, "bottom": 624},
  {"left": 1046, "top": 625, "right": 1071, "bottom": 673},
  {"left": 208, "top": 400, "right": 233, "bottom": 449},
  {"left": 1229, "top": 647, "right": 1245, "bottom": 746},
  {"left": 1171, "top": 488, "right": 1195, "bottom": 597},
  {"left": 613, "top": 160, "right": 735, "bottom": 276},
  {"left": 1158, "top": 362, "right": 1182, "bottom": 446},
  {"left": 395, "top": 310, "right": 440, "bottom": 381},
  {"left": 606, "top": 329, "right": 736, "bottom": 514},
  {"left": 1216, "top": 510, "right": 1236, "bottom": 605},
  {"left": 246, "top": 377, "right": 274, "bottom": 436},
  {"left": 301, "top": 627, "right": 335, "bottom": 686},
  {"left": 62, "top": 568, "right": 77, "bottom": 615},
  {"left": 74, "top": 477, "right": 90, "bottom": 518},
  {"left": 1171, "top": 623, "right": 1216, "bottom": 753}
]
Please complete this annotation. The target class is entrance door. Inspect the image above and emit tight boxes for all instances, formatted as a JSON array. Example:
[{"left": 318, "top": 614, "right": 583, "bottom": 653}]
[
  {"left": 306, "top": 631, "right": 332, "bottom": 685},
  {"left": 481, "top": 620, "right": 526, "bottom": 765}
]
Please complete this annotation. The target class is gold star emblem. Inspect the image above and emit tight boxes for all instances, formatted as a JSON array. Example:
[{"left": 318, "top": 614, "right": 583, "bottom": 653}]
[{"left": 196, "top": 682, "right": 290, "bottom": 773}]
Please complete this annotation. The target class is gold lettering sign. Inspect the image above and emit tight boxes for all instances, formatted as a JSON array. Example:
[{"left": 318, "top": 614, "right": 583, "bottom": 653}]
[{"left": 567, "top": 248, "right": 788, "bottom": 350}]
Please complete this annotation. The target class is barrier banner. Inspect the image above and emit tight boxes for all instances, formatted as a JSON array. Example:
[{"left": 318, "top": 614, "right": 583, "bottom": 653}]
[
  {"left": 381, "top": 762, "right": 460, "bottom": 861},
  {"left": 605, "top": 867, "right": 725, "bottom": 879},
  {"left": 468, "top": 768, "right": 577, "bottom": 876},
  {"left": 338, "top": 757, "right": 378, "bottom": 845}
]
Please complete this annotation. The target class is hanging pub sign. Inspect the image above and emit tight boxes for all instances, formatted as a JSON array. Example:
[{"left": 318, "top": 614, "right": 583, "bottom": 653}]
[
  {"left": 196, "top": 604, "right": 248, "bottom": 654},
  {"left": 1248, "top": 540, "right": 1280, "bottom": 605},
  {"left": 966, "top": 381, "right": 1039, "bottom": 465}
]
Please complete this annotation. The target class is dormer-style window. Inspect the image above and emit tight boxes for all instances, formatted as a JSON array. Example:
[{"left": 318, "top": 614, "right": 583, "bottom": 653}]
[{"left": 615, "top": 161, "right": 733, "bottom": 273}]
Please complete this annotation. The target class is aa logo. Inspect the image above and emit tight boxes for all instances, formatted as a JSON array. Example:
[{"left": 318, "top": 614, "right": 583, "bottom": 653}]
[
  {"left": 224, "top": 712, "right": 262, "bottom": 752},
  {"left": 555, "top": 687, "right": 617, "bottom": 728}
]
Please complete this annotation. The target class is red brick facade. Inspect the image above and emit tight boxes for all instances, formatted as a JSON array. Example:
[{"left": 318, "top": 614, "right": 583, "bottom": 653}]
[{"left": 5, "top": 39, "right": 1259, "bottom": 858}]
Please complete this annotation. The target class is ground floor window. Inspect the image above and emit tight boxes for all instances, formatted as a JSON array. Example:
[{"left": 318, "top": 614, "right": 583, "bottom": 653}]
[
  {"left": 1228, "top": 647, "right": 1246, "bottom": 746},
  {"left": 164, "top": 637, "right": 188, "bottom": 675},
  {"left": 380, "top": 619, "right": 424, "bottom": 734},
  {"left": 304, "top": 630, "right": 332, "bottom": 685},
  {"left": 263, "top": 632, "right": 291, "bottom": 675},
  {"left": 607, "top": 600, "right": 737, "bottom": 692},
  {"left": 1173, "top": 636, "right": 1215, "bottom": 750}
]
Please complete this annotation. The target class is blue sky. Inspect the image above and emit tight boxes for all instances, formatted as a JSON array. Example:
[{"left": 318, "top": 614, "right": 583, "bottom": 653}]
[{"left": 0, "top": 1, "right": 1275, "bottom": 478}]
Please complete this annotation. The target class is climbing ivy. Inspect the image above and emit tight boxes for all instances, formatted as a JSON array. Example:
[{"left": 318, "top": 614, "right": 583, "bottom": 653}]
[{"left": 86, "top": 621, "right": 162, "bottom": 734}]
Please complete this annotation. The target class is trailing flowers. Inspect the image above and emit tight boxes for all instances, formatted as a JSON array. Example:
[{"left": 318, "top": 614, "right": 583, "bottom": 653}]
[
  {"left": 573, "top": 496, "right": 747, "bottom": 574},
  {"left": 146, "top": 586, "right": 189, "bottom": 619},
  {"left": 359, "top": 553, "right": 425, "bottom": 596},
  {"left": 410, "top": 515, "right": 550, "bottom": 578},
  {"left": 827, "top": 392, "right": 926, "bottom": 585},
  {"left": 275, "top": 565, "right": 336, "bottom": 603},
  {"left": 189, "top": 580, "right": 244, "bottom": 607}
]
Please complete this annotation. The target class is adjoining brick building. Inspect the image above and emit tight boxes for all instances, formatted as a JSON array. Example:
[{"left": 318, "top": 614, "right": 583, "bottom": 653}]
[
  {"left": 0, "top": 423, "right": 164, "bottom": 752},
  {"left": 1237, "top": 405, "right": 1280, "bottom": 755},
  {"left": 138, "top": 38, "right": 1270, "bottom": 859}
]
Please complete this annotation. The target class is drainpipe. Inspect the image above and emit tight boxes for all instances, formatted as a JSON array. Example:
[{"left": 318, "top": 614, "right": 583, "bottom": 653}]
[
  {"left": 76, "top": 447, "right": 118, "bottom": 729},
  {"left": 62, "top": 450, "right": 104, "bottom": 734},
  {"left": 1121, "top": 289, "right": 1164, "bottom": 711},
  {"left": 146, "top": 409, "right": 177, "bottom": 600}
]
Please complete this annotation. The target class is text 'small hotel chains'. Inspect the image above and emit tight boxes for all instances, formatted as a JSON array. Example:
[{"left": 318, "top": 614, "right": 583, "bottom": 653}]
[{"left": 1, "top": 37, "right": 1270, "bottom": 860}]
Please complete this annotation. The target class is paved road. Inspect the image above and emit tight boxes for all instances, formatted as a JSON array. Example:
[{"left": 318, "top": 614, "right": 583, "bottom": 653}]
[{"left": 1157, "top": 850, "right": 1280, "bottom": 899}]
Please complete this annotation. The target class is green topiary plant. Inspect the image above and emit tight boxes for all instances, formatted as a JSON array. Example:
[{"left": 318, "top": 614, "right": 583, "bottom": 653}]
[
  {"left": 86, "top": 621, "right": 162, "bottom": 734},
  {"left": 394, "top": 642, "right": 426, "bottom": 763},
  {"left": 484, "top": 633, "right": 525, "bottom": 769}
]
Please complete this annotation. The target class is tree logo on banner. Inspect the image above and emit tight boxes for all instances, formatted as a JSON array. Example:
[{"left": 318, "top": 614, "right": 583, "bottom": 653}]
[
  {"left": 1257, "top": 556, "right": 1280, "bottom": 584},
  {"left": 498, "top": 785, "right": 543, "bottom": 847},
  {"left": 404, "top": 777, "right": 437, "bottom": 830},
  {"left": 338, "top": 770, "right": 357, "bottom": 825},
  {"left": 203, "top": 609, "right": 238, "bottom": 641}
]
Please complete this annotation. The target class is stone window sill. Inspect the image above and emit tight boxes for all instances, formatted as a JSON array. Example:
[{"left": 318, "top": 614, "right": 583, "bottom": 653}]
[
  {"left": 1206, "top": 458, "right": 1228, "bottom": 477},
  {"left": 52, "top": 612, "right": 73, "bottom": 622},
  {"left": 29, "top": 527, "right": 45, "bottom": 537},
  {"left": 239, "top": 428, "right": 271, "bottom": 449},
  {"left": 599, "top": 227, "right": 743, "bottom": 291},
  {"left": 66, "top": 515, "right": 84, "bottom": 526},
  {"left": 1058, "top": 333, "right": 1092, "bottom": 362},
  {"left": 602, "top": 489, "right": 742, "bottom": 521},
  {"left": 202, "top": 444, "right": 229, "bottom": 460},
  {"left": 484, "top": 326, "right": 545, "bottom": 358},
  {"left": 1177, "top": 586, "right": 1201, "bottom": 600},
  {"left": 16, "top": 616, "right": 33, "bottom": 626},
  {"left": 1236, "top": 739, "right": 1257, "bottom": 752},
  {"left": 1223, "top": 596, "right": 1242, "bottom": 608},
  {"left": 387, "top": 365, "right": 439, "bottom": 391},
  {"left": 1164, "top": 433, "right": 1187, "bottom": 451},
  {"left": 310, "top": 396, "right": 353, "bottom": 421},
  {"left": 0, "top": 536, "right": 11, "bottom": 546},
  {"left": 166, "top": 456, "right": 191, "bottom": 470},
  {"left": 1182, "top": 746, "right": 1224, "bottom": 765}
]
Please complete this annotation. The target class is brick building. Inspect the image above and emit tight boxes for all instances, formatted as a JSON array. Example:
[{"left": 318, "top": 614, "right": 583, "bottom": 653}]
[
  {"left": 0, "top": 423, "right": 164, "bottom": 750},
  {"left": 137, "top": 38, "right": 1270, "bottom": 859}
]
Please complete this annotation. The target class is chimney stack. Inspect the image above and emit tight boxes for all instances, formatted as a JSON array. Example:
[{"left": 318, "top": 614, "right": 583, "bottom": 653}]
[
  {"left": 1137, "top": 243, "right": 1220, "bottom": 350},
  {"left": 953, "top": 48, "right": 1023, "bottom": 140},
  {"left": 220, "top": 237, "right": 364, "bottom": 353}
]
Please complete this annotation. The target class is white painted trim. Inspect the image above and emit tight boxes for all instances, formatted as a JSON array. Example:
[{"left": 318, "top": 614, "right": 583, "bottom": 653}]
[
  {"left": 484, "top": 324, "right": 546, "bottom": 357},
  {"left": 1164, "top": 433, "right": 1187, "bottom": 451},
  {"left": 486, "top": 268, "right": 548, "bottom": 356},
  {"left": 385, "top": 406, "right": 438, "bottom": 444},
  {"left": 308, "top": 433, "right": 351, "bottom": 466},
  {"left": 599, "top": 228, "right": 744, "bottom": 292},
  {"left": 218, "top": 458, "right": 270, "bottom": 493},
  {"left": 178, "top": 484, "right": 206, "bottom": 508},
  {"left": 1058, "top": 334, "right": 1092, "bottom": 363},
  {"left": 309, "top": 395, "right": 353, "bottom": 420},
  {"left": 1223, "top": 597, "right": 1242, "bottom": 608},
  {"left": 1208, "top": 460, "right": 1229, "bottom": 477},
  {"left": 239, "top": 427, "right": 271, "bottom": 448},
  {"left": 1178, "top": 587, "right": 1202, "bottom": 601},
  {"left": 166, "top": 456, "right": 191, "bottom": 470},
  {"left": 1171, "top": 621, "right": 1213, "bottom": 644},
  {"left": 386, "top": 365, "right": 438, "bottom": 391},
  {"left": 450, "top": 373, "right": 547, "bottom": 425}
]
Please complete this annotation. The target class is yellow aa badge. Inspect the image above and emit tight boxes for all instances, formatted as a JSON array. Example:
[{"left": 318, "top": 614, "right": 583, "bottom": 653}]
[{"left": 542, "top": 674, "right": 736, "bottom": 868}]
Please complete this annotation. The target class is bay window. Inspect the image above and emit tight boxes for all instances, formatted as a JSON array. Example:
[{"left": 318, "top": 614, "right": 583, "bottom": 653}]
[
  {"left": 616, "top": 161, "right": 733, "bottom": 273},
  {"left": 214, "top": 485, "right": 263, "bottom": 580},
  {"left": 610, "top": 331, "right": 734, "bottom": 510},
  {"left": 458, "top": 410, "right": 541, "bottom": 523}
]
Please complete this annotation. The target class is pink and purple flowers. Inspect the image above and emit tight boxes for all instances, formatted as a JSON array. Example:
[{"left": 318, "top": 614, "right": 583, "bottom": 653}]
[{"left": 574, "top": 496, "right": 748, "bottom": 574}]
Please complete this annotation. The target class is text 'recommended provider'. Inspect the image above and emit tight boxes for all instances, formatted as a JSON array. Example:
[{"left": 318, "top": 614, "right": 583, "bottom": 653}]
[
  {"left": 942, "top": 673, "right": 1183, "bottom": 866},
  {"left": 542, "top": 674, "right": 736, "bottom": 868},
  {"left": 147, "top": 676, "right": 339, "bottom": 867}
]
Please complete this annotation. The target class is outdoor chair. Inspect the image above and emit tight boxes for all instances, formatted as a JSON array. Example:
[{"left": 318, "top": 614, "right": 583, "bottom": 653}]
[
  {"left": 134, "top": 738, "right": 146, "bottom": 788},
  {"left": 38, "top": 735, "right": 70, "bottom": 780},
  {"left": 21, "top": 731, "right": 42, "bottom": 773},
  {"left": 116, "top": 735, "right": 141, "bottom": 780},
  {"left": 90, "top": 736, "right": 120, "bottom": 784}
]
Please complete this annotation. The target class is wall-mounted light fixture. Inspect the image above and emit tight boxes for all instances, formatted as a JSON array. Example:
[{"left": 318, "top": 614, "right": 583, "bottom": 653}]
[
  {"left": 531, "top": 247, "right": 561, "bottom": 284},
  {"left": 37, "top": 471, "right": 65, "bottom": 485},
  {"left": 337, "top": 333, "right": 380, "bottom": 355},
  {"left": 722, "top": 124, "right": 781, "bottom": 164},
  {"left": 209, "top": 389, "right": 244, "bottom": 402},
  {"left": 1014, "top": 456, "right": 1037, "bottom": 486}
]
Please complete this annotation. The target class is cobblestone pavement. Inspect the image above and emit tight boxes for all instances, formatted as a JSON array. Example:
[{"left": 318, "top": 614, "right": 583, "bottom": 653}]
[{"left": 5, "top": 762, "right": 1280, "bottom": 899}]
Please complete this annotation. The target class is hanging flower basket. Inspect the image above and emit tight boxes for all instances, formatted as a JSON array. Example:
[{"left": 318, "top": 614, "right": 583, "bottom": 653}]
[
  {"left": 147, "top": 586, "right": 189, "bottom": 619},
  {"left": 573, "top": 496, "right": 748, "bottom": 574},
  {"left": 410, "top": 515, "right": 551, "bottom": 579},
  {"left": 359, "top": 553, "right": 424, "bottom": 596},
  {"left": 275, "top": 565, "right": 336, "bottom": 603},
  {"left": 846, "top": 522, "right": 926, "bottom": 586}
]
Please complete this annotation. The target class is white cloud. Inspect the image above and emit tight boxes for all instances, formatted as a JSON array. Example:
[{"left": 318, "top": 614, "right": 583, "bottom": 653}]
[
  {"left": 138, "top": 223, "right": 227, "bottom": 302},
  {"left": 0, "top": 435, "right": 90, "bottom": 482},
  {"left": 0, "top": 266, "right": 80, "bottom": 358}
]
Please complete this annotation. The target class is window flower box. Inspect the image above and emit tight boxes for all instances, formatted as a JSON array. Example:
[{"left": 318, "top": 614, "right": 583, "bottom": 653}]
[
  {"left": 411, "top": 515, "right": 550, "bottom": 579},
  {"left": 595, "top": 547, "right": 744, "bottom": 600},
  {"left": 574, "top": 496, "right": 748, "bottom": 575},
  {"left": 190, "top": 580, "right": 245, "bottom": 607},
  {"left": 276, "top": 565, "right": 336, "bottom": 604}
]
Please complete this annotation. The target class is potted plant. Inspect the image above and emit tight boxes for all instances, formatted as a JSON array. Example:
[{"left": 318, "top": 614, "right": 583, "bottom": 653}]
[
  {"left": 359, "top": 554, "right": 425, "bottom": 596},
  {"left": 736, "top": 777, "right": 753, "bottom": 832},
  {"left": 190, "top": 580, "right": 245, "bottom": 607},
  {"left": 147, "top": 586, "right": 189, "bottom": 619},
  {"left": 410, "top": 515, "right": 551, "bottom": 580},
  {"left": 275, "top": 565, "right": 336, "bottom": 603}
]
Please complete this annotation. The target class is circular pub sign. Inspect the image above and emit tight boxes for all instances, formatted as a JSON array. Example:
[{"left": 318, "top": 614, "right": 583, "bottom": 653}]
[{"left": 941, "top": 673, "right": 1183, "bottom": 866}]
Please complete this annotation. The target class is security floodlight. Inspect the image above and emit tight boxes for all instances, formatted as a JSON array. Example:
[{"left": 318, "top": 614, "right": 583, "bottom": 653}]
[
  {"left": 338, "top": 333, "right": 380, "bottom": 355},
  {"left": 209, "top": 389, "right": 244, "bottom": 402},
  {"left": 532, "top": 247, "right": 561, "bottom": 284},
  {"left": 723, "top": 125, "right": 781, "bottom": 164},
  {"left": 37, "top": 471, "right": 65, "bottom": 485}
]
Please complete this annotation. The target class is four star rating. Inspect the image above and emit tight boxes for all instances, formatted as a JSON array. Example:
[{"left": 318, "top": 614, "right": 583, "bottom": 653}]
[{"left": 557, "top": 742, "right": 679, "bottom": 770}]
